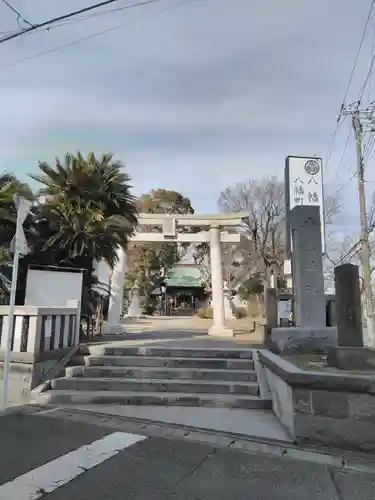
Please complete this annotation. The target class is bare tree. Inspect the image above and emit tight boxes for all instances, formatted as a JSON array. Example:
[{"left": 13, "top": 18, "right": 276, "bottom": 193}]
[
  {"left": 192, "top": 240, "right": 241, "bottom": 290},
  {"left": 219, "top": 176, "right": 341, "bottom": 290},
  {"left": 324, "top": 189, "right": 375, "bottom": 288},
  {"left": 219, "top": 176, "right": 285, "bottom": 286}
]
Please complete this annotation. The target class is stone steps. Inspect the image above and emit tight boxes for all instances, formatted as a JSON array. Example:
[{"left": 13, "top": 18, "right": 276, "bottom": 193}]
[
  {"left": 36, "top": 390, "right": 272, "bottom": 409},
  {"left": 65, "top": 365, "right": 258, "bottom": 382},
  {"left": 66, "top": 354, "right": 86, "bottom": 366},
  {"left": 35, "top": 346, "right": 272, "bottom": 410},
  {"left": 85, "top": 355, "right": 254, "bottom": 370},
  {"left": 51, "top": 377, "right": 259, "bottom": 395},
  {"left": 89, "top": 346, "right": 253, "bottom": 359}
]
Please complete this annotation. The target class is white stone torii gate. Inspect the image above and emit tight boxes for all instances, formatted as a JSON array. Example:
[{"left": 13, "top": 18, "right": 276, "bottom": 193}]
[{"left": 106, "top": 212, "right": 248, "bottom": 338}]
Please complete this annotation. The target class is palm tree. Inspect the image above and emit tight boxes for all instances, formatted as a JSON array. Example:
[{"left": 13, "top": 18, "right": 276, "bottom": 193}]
[
  {"left": 30, "top": 152, "right": 138, "bottom": 225},
  {"left": 30, "top": 152, "right": 137, "bottom": 266},
  {"left": 29, "top": 153, "right": 138, "bottom": 335},
  {"left": 41, "top": 202, "right": 134, "bottom": 268}
]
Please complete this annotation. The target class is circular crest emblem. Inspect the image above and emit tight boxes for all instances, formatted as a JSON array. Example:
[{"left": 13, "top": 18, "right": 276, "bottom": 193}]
[{"left": 304, "top": 159, "right": 320, "bottom": 176}]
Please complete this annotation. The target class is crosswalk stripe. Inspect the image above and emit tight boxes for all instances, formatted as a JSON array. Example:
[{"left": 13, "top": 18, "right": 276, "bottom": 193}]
[{"left": 0, "top": 432, "right": 146, "bottom": 500}]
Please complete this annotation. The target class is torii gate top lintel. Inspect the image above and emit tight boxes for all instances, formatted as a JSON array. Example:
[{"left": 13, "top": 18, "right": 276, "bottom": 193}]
[
  {"left": 137, "top": 211, "right": 249, "bottom": 228},
  {"left": 130, "top": 212, "right": 248, "bottom": 244}
]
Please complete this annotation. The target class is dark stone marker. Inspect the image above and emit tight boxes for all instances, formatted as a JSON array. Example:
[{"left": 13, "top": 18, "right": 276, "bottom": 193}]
[
  {"left": 326, "top": 263, "right": 375, "bottom": 370},
  {"left": 265, "top": 288, "right": 277, "bottom": 343},
  {"left": 325, "top": 294, "right": 336, "bottom": 327},
  {"left": 334, "top": 263, "right": 363, "bottom": 347},
  {"left": 327, "top": 346, "right": 375, "bottom": 370},
  {"left": 265, "top": 288, "right": 277, "bottom": 327}
]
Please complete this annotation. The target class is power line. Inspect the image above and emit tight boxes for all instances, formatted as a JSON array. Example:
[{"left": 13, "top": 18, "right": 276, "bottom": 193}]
[
  {"left": 343, "top": 0, "right": 375, "bottom": 105},
  {"left": 358, "top": 4, "right": 375, "bottom": 101},
  {"left": 35, "top": 1, "right": 158, "bottom": 32},
  {"left": 367, "top": 22, "right": 375, "bottom": 102},
  {"left": 327, "top": 1, "right": 375, "bottom": 179},
  {"left": 325, "top": 117, "right": 345, "bottom": 169},
  {"left": 331, "top": 125, "right": 352, "bottom": 185},
  {"left": 0, "top": 0, "right": 132, "bottom": 44},
  {"left": 0, "top": 0, "right": 34, "bottom": 27},
  {"left": 3, "top": 24, "right": 127, "bottom": 68},
  {"left": 1, "top": 0, "right": 195, "bottom": 70},
  {"left": 335, "top": 170, "right": 357, "bottom": 195},
  {"left": 364, "top": 130, "right": 375, "bottom": 159},
  {"left": 358, "top": 48, "right": 375, "bottom": 101},
  {"left": 19, "top": 0, "right": 169, "bottom": 36}
]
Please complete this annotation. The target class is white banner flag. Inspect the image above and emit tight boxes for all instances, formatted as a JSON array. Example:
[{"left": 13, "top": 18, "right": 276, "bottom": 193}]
[{"left": 10, "top": 195, "right": 32, "bottom": 255}]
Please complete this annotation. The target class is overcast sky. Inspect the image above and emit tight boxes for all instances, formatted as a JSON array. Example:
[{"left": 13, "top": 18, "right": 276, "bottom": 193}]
[{"left": 0, "top": 0, "right": 373, "bottom": 226}]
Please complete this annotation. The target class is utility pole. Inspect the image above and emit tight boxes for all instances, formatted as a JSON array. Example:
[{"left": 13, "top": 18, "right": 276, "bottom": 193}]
[{"left": 341, "top": 101, "right": 375, "bottom": 346}]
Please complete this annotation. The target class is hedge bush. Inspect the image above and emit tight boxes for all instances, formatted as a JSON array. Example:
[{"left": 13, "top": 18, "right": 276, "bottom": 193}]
[
  {"left": 196, "top": 307, "right": 213, "bottom": 319},
  {"left": 234, "top": 307, "right": 248, "bottom": 319}
]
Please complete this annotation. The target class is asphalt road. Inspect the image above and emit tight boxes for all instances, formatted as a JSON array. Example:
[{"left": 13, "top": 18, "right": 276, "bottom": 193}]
[{"left": 0, "top": 412, "right": 374, "bottom": 499}]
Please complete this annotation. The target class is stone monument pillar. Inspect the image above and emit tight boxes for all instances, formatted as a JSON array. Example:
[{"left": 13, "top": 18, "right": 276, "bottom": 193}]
[
  {"left": 265, "top": 288, "right": 277, "bottom": 342},
  {"left": 270, "top": 206, "right": 337, "bottom": 353},
  {"left": 290, "top": 205, "right": 326, "bottom": 328},
  {"left": 127, "top": 282, "right": 141, "bottom": 318},
  {"left": 106, "top": 247, "right": 127, "bottom": 332},
  {"left": 208, "top": 225, "right": 233, "bottom": 337},
  {"left": 223, "top": 282, "right": 234, "bottom": 320}
]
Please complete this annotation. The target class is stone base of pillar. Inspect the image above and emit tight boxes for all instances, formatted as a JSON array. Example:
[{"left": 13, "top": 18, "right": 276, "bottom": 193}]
[
  {"left": 208, "top": 325, "right": 234, "bottom": 338},
  {"left": 101, "top": 323, "right": 126, "bottom": 335},
  {"left": 271, "top": 326, "right": 337, "bottom": 354}
]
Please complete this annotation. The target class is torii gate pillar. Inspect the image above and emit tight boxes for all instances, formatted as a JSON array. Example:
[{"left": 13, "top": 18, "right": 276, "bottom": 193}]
[{"left": 208, "top": 224, "right": 233, "bottom": 337}]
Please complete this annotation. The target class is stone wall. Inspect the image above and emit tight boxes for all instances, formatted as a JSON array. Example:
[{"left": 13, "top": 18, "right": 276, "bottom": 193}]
[
  {"left": 258, "top": 350, "right": 375, "bottom": 452},
  {"left": 0, "top": 347, "right": 77, "bottom": 405},
  {"left": 265, "top": 368, "right": 294, "bottom": 436},
  {"left": 293, "top": 388, "right": 375, "bottom": 452}
]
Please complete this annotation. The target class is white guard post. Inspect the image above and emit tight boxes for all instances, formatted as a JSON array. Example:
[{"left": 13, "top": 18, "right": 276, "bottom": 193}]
[
  {"left": 105, "top": 212, "right": 248, "bottom": 337},
  {"left": 1, "top": 195, "right": 31, "bottom": 411}
]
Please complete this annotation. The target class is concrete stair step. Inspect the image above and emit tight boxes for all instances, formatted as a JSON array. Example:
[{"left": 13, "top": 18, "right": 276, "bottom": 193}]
[
  {"left": 51, "top": 377, "right": 259, "bottom": 395},
  {"left": 66, "top": 354, "right": 86, "bottom": 367},
  {"left": 89, "top": 346, "right": 253, "bottom": 359},
  {"left": 65, "top": 365, "right": 258, "bottom": 382},
  {"left": 85, "top": 355, "right": 254, "bottom": 370},
  {"left": 36, "top": 390, "right": 272, "bottom": 409}
]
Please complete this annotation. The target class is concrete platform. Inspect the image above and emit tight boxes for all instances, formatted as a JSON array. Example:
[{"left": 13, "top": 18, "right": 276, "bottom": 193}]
[
  {"left": 53, "top": 405, "right": 293, "bottom": 443},
  {"left": 208, "top": 325, "right": 234, "bottom": 338}
]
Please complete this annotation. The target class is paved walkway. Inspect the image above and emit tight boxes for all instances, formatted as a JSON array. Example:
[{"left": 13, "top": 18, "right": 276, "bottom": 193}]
[
  {"left": 92, "top": 315, "right": 266, "bottom": 348},
  {"left": 0, "top": 410, "right": 374, "bottom": 499}
]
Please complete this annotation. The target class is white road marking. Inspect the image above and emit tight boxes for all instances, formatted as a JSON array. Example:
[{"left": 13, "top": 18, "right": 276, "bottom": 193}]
[{"left": 0, "top": 432, "right": 146, "bottom": 500}]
